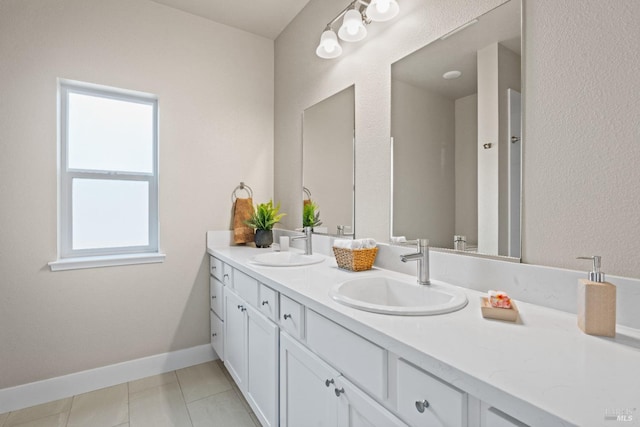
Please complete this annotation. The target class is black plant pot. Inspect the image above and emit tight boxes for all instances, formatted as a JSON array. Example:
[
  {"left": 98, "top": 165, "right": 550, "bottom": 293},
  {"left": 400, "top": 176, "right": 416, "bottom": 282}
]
[{"left": 254, "top": 229, "right": 273, "bottom": 248}]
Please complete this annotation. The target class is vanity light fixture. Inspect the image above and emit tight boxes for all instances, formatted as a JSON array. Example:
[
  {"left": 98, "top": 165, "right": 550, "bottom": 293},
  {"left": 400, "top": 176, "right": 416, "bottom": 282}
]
[
  {"left": 316, "top": 27, "right": 343, "bottom": 59},
  {"left": 338, "top": 8, "right": 368, "bottom": 42},
  {"left": 315, "top": 0, "right": 400, "bottom": 59},
  {"left": 367, "top": 0, "right": 399, "bottom": 22}
]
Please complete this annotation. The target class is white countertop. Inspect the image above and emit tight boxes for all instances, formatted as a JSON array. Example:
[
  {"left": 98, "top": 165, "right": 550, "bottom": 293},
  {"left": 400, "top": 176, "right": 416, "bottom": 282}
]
[{"left": 208, "top": 245, "right": 640, "bottom": 427}]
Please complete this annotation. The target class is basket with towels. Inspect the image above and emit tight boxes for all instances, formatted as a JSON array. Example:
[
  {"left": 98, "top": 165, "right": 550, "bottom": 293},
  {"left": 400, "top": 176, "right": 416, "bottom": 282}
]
[{"left": 333, "top": 238, "right": 378, "bottom": 271}]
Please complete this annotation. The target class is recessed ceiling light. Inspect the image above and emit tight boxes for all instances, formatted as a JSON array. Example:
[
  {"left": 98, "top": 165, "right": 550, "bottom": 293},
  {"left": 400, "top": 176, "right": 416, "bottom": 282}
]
[{"left": 443, "top": 70, "right": 462, "bottom": 80}]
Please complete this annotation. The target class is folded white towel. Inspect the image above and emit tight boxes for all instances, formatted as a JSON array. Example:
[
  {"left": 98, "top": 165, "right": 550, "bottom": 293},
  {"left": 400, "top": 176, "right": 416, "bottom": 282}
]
[
  {"left": 390, "top": 236, "right": 407, "bottom": 244},
  {"left": 362, "top": 238, "right": 377, "bottom": 249},
  {"left": 333, "top": 239, "right": 352, "bottom": 249},
  {"left": 333, "top": 238, "right": 377, "bottom": 250}
]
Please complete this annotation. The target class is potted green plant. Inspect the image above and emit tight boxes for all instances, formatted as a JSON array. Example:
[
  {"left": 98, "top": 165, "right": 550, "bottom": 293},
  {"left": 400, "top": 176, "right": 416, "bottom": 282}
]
[
  {"left": 245, "top": 199, "right": 286, "bottom": 248},
  {"left": 303, "top": 201, "right": 322, "bottom": 230}
]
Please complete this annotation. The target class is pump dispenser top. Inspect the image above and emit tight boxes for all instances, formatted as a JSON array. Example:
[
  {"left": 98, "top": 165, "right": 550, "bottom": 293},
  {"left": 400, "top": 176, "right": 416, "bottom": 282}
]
[{"left": 577, "top": 255, "right": 605, "bottom": 283}]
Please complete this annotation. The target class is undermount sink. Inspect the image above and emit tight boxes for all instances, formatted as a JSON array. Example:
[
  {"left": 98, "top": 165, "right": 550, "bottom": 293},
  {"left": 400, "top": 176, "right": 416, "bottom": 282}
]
[
  {"left": 330, "top": 276, "right": 468, "bottom": 316},
  {"left": 251, "top": 251, "right": 325, "bottom": 267}
]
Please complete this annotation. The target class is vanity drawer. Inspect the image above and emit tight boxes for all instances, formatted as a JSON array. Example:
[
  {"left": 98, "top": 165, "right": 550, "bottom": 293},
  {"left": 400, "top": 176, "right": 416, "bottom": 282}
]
[
  {"left": 306, "top": 309, "right": 387, "bottom": 401},
  {"left": 258, "top": 283, "right": 279, "bottom": 322},
  {"left": 210, "top": 256, "right": 223, "bottom": 281},
  {"left": 233, "top": 269, "right": 258, "bottom": 306},
  {"left": 397, "top": 359, "right": 467, "bottom": 427},
  {"left": 210, "top": 310, "right": 224, "bottom": 361},
  {"left": 209, "top": 256, "right": 233, "bottom": 285},
  {"left": 279, "top": 295, "right": 305, "bottom": 340},
  {"left": 483, "top": 406, "right": 529, "bottom": 427},
  {"left": 210, "top": 276, "right": 224, "bottom": 319}
]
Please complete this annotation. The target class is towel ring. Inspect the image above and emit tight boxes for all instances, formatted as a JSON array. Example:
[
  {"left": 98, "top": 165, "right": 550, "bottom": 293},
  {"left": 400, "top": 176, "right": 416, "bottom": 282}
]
[
  {"left": 303, "top": 186, "right": 312, "bottom": 200},
  {"left": 232, "top": 182, "right": 253, "bottom": 203}
]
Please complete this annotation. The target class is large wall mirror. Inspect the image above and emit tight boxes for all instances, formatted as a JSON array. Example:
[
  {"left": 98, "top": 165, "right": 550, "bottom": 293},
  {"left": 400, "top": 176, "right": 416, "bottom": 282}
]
[
  {"left": 391, "top": 0, "right": 521, "bottom": 258},
  {"left": 303, "top": 85, "right": 355, "bottom": 236}
]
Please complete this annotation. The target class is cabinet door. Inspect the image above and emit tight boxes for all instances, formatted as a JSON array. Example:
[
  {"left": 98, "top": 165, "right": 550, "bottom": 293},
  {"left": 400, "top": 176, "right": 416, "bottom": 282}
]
[
  {"left": 280, "top": 332, "right": 339, "bottom": 427},
  {"left": 210, "top": 310, "right": 224, "bottom": 361},
  {"left": 224, "top": 289, "right": 247, "bottom": 391},
  {"left": 210, "top": 276, "right": 224, "bottom": 319},
  {"left": 246, "top": 304, "right": 279, "bottom": 427},
  {"left": 335, "top": 376, "right": 408, "bottom": 427}
]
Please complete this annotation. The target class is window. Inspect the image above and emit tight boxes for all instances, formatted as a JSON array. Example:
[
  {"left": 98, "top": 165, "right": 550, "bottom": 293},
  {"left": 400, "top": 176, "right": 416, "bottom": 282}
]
[{"left": 50, "top": 80, "right": 163, "bottom": 270}]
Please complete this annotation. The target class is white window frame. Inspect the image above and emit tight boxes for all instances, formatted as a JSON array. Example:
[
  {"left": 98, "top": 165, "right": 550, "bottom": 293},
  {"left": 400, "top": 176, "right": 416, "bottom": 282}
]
[{"left": 50, "top": 80, "right": 164, "bottom": 271}]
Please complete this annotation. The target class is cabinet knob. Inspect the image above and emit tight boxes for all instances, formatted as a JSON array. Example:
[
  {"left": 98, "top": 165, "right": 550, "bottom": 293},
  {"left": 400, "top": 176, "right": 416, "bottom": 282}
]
[
  {"left": 334, "top": 387, "right": 345, "bottom": 397},
  {"left": 325, "top": 378, "right": 334, "bottom": 387},
  {"left": 283, "top": 314, "right": 292, "bottom": 320},
  {"left": 261, "top": 300, "right": 269, "bottom": 306},
  {"left": 415, "top": 400, "right": 430, "bottom": 413}
]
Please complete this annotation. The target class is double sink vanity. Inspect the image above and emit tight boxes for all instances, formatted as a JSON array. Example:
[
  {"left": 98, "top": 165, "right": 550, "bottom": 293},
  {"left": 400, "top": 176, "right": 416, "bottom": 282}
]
[{"left": 206, "top": 233, "right": 640, "bottom": 427}]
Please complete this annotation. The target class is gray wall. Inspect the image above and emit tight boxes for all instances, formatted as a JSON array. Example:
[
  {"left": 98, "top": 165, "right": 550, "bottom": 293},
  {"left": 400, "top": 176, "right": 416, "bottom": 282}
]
[
  {"left": 275, "top": 0, "right": 640, "bottom": 278},
  {"left": 0, "top": 0, "right": 274, "bottom": 388}
]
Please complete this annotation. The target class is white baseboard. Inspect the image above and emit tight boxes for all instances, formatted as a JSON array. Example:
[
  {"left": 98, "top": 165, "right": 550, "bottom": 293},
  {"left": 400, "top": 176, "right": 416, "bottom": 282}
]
[{"left": 0, "top": 344, "right": 217, "bottom": 414}]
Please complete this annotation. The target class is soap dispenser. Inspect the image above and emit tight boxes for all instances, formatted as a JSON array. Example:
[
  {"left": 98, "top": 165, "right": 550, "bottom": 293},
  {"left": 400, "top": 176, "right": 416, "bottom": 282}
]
[{"left": 576, "top": 256, "right": 616, "bottom": 337}]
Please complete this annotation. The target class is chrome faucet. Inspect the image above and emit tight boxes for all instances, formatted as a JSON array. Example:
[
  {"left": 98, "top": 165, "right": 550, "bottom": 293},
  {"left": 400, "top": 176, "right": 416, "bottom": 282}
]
[
  {"left": 292, "top": 226, "right": 313, "bottom": 255},
  {"left": 400, "top": 238, "right": 430, "bottom": 285}
]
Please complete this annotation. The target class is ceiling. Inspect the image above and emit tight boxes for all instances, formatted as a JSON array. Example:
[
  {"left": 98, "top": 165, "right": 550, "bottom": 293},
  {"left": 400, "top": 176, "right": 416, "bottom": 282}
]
[{"left": 150, "top": 0, "right": 312, "bottom": 40}]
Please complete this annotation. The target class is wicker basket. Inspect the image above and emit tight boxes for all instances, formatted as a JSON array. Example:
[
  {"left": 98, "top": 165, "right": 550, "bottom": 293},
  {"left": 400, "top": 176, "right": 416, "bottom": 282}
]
[{"left": 333, "top": 247, "right": 378, "bottom": 272}]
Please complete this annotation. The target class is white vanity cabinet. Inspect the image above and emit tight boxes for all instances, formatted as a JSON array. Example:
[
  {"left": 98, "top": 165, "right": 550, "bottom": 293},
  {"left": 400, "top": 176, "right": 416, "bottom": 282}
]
[
  {"left": 280, "top": 332, "right": 408, "bottom": 427},
  {"left": 480, "top": 405, "right": 529, "bottom": 427},
  {"left": 397, "top": 359, "right": 468, "bottom": 427},
  {"left": 209, "top": 257, "right": 226, "bottom": 361},
  {"left": 224, "top": 286, "right": 279, "bottom": 427},
  {"left": 209, "top": 250, "right": 539, "bottom": 427},
  {"left": 223, "top": 288, "right": 246, "bottom": 388},
  {"left": 280, "top": 332, "right": 339, "bottom": 427}
]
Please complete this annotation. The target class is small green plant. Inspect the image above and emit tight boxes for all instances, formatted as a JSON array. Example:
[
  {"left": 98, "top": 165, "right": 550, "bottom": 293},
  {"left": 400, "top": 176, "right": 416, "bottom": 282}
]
[
  {"left": 303, "top": 201, "right": 322, "bottom": 228},
  {"left": 245, "top": 200, "right": 286, "bottom": 231}
]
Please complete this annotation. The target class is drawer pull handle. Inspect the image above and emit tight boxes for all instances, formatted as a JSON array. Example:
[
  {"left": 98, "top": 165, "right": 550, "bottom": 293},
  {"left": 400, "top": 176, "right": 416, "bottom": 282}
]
[
  {"left": 212, "top": 333, "right": 217, "bottom": 337},
  {"left": 261, "top": 300, "right": 269, "bottom": 306},
  {"left": 325, "top": 379, "right": 334, "bottom": 387},
  {"left": 415, "top": 400, "right": 430, "bottom": 413},
  {"left": 212, "top": 266, "right": 217, "bottom": 270},
  {"left": 334, "top": 387, "right": 345, "bottom": 397},
  {"left": 212, "top": 295, "right": 217, "bottom": 299},
  {"left": 283, "top": 314, "right": 292, "bottom": 320},
  {"left": 223, "top": 274, "right": 229, "bottom": 279},
  {"left": 237, "top": 305, "right": 242, "bottom": 309},
  {"left": 241, "top": 307, "right": 247, "bottom": 312}
]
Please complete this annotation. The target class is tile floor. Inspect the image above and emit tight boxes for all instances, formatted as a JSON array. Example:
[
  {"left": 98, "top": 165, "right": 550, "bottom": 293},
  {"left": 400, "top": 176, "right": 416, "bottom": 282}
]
[{"left": 0, "top": 360, "right": 260, "bottom": 427}]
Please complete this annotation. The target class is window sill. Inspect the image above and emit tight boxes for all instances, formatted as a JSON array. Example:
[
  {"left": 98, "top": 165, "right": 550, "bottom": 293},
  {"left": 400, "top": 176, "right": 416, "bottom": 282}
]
[{"left": 48, "top": 252, "right": 166, "bottom": 271}]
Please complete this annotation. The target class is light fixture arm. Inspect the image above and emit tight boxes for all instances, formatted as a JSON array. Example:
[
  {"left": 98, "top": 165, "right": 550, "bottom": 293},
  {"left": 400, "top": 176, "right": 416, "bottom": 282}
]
[
  {"left": 316, "top": 0, "right": 397, "bottom": 59},
  {"left": 324, "top": 0, "right": 371, "bottom": 30}
]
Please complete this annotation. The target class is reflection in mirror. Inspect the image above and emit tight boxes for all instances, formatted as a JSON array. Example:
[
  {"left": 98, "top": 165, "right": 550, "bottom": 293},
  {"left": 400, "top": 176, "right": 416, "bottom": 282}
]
[
  {"left": 303, "top": 85, "right": 355, "bottom": 236},
  {"left": 391, "top": 0, "right": 521, "bottom": 258}
]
